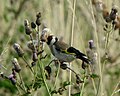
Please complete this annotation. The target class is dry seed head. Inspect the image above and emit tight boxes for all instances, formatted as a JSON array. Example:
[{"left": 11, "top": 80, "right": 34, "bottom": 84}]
[
  {"left": 8, "top": 74, "right": 16, "bottom": 85},
  {"left": 10, "top": 78, "right": 16, "bottom": 85},
  {"left": 27, "top": 41, "right": 34, "bottom": 50},
  {"left": 109, "top": 8, "right": 118, "bottom": 21},
  {"left": 8, "top": 74, "right": 14, "bottom": 79},
  {"left": 36, "top": 18, "right": 41, "bottom": 26},
  {"left": 25, "top": 26, "right": 32, "bottom": 35},
  {"left": 12, "top": 58, "right": 21, "bottom": 73},
  {"left": 36, "top": 12, "right": 41, "bottom": 18},
  {"left": 24, "top": 19, "right": 32, "bottom": 35},
  {"left": 27, "top": 40, "right": 38, "bottom": 50},
  {"left": 88, "top": 40, "right": 95, "bottom": 49},
  {"left": 31, "top": 22, "right": 36, "bottom": 29},
  {"left": 41, "top": 28, "right": 51, "bottom": 42},
  {"left": 32, "top": 52, "right": 38, "bottom": 62},
  {"left": 13, "top": 43, "right": 24, "bottom": 57}
]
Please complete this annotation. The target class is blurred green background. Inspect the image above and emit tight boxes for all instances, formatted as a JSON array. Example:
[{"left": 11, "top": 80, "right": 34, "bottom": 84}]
[{"left": 0, "top": 0, "right": 120, "bottom": 96}]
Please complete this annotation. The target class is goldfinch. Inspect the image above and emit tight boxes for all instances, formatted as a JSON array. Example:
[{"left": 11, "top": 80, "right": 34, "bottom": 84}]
[{"left": 41, "top": 28, "right": 91, "bottom": 64}]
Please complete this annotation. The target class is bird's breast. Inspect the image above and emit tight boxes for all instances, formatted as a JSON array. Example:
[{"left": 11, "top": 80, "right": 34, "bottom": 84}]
[{"left": 49, "top": 45, "right": 76, "bottom": 62}]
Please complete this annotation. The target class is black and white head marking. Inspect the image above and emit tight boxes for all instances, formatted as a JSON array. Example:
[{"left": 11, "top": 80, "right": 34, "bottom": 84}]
[{"left": 47, "top": 35, "right": 58, "bottom": 45}]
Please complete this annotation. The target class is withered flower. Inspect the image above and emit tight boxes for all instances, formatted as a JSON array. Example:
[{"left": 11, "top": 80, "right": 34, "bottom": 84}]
[
  {"left": 13, "top": 43, "right": 24, "bottom": 57},
  {"left": 12, "top": 58, "right": 21, "bottom": 73}
]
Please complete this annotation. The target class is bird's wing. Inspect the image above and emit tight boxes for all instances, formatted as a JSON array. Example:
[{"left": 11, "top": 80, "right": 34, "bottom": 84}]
[{"left": 54, "top": 40, "right": 69, "bottom": 51}]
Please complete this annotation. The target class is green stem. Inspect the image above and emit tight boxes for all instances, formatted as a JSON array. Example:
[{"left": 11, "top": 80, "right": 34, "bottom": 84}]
[
  {"left": 68, "top": 0, "right": 76, "bottom": 95},
  {"left": 80, "top": 71, "right": 86, "bottom": 96},
  {"left": 38, "top": 60, "right": 51, "bottom": 96},
  {"left": 53, "top": 62, "right": 60, "bottom": 89},
  {"left": 15, "top": 84, "right": 22, "bottom": 95},
  {"left": 111, "top": 80, "right": 120, "bottom": 96},
  {"left": 16, "top": 82, "right": 27, "bottom": 93},
  {"left": 89, "top": 66, "right": 97, "bottom": 95},
  {"left": 37, "top": 25, "right": 40, "bottom": 52},
  {"left": 22, "top": 56, "right": 34, "bottom": 75},
  {"left": 18, "top": 72, "right": 26, "bottom": 92},
  {"left": 96, "top": 78, "right": 100, "bottom": 96}
]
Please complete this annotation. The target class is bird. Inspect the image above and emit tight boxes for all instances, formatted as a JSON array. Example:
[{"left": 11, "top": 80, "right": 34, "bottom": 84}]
[{"left": 40, "top": 28, "right": 91, "bottom": 64}]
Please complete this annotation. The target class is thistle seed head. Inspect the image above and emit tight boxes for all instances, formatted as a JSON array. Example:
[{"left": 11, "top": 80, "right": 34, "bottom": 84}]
[
  {"left": 12, "top": 58, "right": 21, "bottom": 73},
  {"left": 36, "top": 12, "right": 41, "bottom": 18},
  {"left": 32, "top": 52, "right": 38, "bottom": 62},
  {"left": 13, "top": 43, "right": 24, "bottom": 57}
]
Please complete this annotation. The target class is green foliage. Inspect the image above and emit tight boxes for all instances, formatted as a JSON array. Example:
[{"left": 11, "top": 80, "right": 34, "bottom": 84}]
[{"left": 0, "top": 80, "right": 17, "bottom": 93}]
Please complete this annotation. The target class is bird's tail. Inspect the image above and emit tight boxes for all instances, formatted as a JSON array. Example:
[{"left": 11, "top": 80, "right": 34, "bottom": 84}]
[{"left": 67, "top": 47, "right": 91, "bottom": 64}]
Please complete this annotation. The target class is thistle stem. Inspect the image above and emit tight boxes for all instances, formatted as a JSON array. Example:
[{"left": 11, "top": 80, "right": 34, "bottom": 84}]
[{"left": 68, "top": 0, "right": 76, "bottom": 95}]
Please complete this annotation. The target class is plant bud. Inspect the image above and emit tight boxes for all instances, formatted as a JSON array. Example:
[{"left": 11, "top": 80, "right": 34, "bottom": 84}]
[
  {"left": 8, "top": 74, "right": 16, "bottom": 85},
  {"left": 88, "top": 40, "right": 95, "bottom": 49},
  {"left": 31, "top": 22, "right": 36, "bottom": 29},
  {"left": 24, "top": 19, "right": 29, "bottom": 27},
  {"left": 12, "top": 58, "right": 21, "bottom": 73},
  {"left": 13, "top": 43, "right": 24, "bottom": 57},
  {"left": 36, "top": 12, "right": 41, "bottom": 18},
  {"left": 25, "top": 26, "right": 32, "bottom": 35},
  {"left": 8, "top": 74, "right": 14, "bottom": 79},
  {"left": 27, "top": 41, "right": 35, "bottom": 50},
  {"left": 109, "top": 8, "right": 118, "bottom": 20},
  {"left": 24, "top": 19, "right": 32, "bottom": 35},
  {"left": 36, "top": 18, "right": 41, "bottom": 26},
  {"left": 32, "top": 52, "right": 38, "bottom": 62},
  {"left": 10, "top": 78, "right": 16, "bottom": 85}
]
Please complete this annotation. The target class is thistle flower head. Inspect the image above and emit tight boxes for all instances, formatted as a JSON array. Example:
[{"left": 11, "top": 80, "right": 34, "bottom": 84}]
[
  {"left": 12, "top": 58, "right": 21, "bottom": 73},
  {"left": 88, "top": 40, "right": 95, "bottom": 49},
  {"left": 24, "top": 19, "right": 32, "bottom": 35},
  {"left": 24, "top": 19, "right": 29, "bottom": 27},
  {"left": 41, "top": 28, "right": 51, "bottom": 42},
  {"left": 13, "top": 43, "right": 24, "bottom": 57}
]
